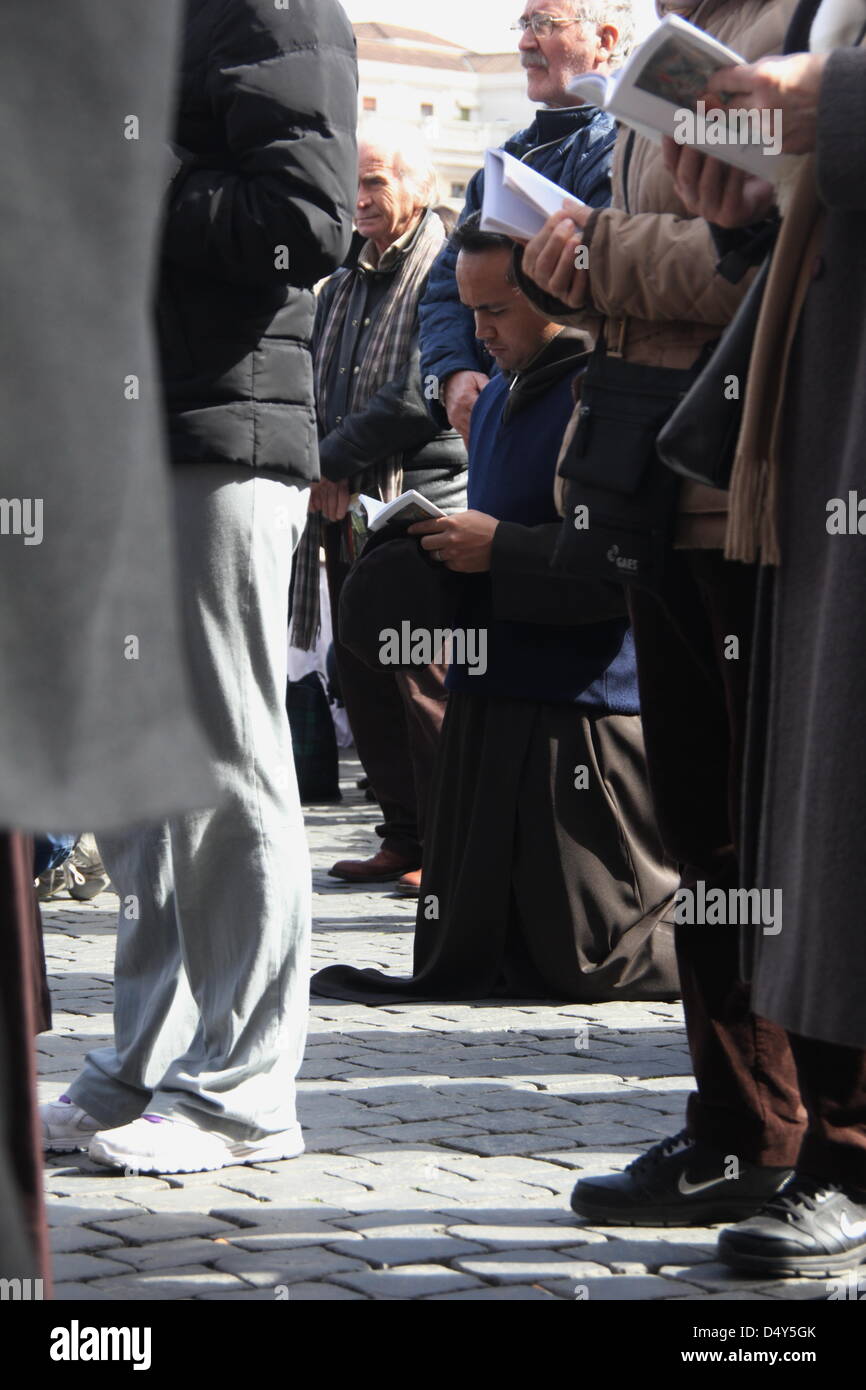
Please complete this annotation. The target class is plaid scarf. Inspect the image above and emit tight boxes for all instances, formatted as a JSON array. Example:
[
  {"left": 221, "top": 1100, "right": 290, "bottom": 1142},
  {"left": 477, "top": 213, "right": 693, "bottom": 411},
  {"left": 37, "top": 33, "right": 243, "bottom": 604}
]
[{"left": 290, "top": 210, "right": 445, "bottom": 650}]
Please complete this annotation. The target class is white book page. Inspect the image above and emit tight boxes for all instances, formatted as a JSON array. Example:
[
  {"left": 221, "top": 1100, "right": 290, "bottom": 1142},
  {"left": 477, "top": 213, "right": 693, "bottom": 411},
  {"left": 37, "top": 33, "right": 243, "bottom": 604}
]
[
  {"left": 480, "top": 157, "right": 544, "bottom": 238},
  {"left": 609, "top": 15, "right": 788, "bottom": 179},
  {"left": 368, "top": 490, "right": 445, "bottom": 532},
  {"left": 481, "top": 149, "right": 577, "bottom": 240}
]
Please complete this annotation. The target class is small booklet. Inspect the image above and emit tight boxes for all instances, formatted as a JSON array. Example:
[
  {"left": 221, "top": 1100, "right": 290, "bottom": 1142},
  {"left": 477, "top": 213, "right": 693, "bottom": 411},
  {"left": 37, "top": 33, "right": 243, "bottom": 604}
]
[
  {"left": 480, "top": 149, "right": 582, "bottom": 241},
  {"left": 568, "top": 14, "right": 792, "bottom": 181},
  {"left": 357, "top": 490, "right": 445, "bottom": 533}
]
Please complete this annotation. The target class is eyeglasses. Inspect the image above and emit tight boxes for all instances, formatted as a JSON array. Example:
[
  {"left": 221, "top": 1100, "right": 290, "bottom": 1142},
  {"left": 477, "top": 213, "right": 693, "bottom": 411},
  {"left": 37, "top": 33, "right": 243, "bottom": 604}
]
[{"left": 512, "top": 13, "right": 582, "bottom": 38}]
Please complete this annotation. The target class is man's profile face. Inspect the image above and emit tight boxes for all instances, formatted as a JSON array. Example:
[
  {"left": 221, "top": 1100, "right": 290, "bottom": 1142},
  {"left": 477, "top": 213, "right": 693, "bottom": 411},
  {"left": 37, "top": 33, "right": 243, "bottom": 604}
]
[
  {"left": 518, "top": 1, "right": 605, "bottom": 107},
  {"left": 355, "top": 144, "right": 421, "bottom": 252},
  {"left": 457, "top": 247, "right": 557, "bottom": 375}
]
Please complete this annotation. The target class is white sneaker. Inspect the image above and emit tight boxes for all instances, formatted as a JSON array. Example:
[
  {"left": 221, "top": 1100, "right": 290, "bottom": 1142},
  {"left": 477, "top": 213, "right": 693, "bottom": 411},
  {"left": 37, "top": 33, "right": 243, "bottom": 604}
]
[
  {"left": 89, "top": 1114, "right": 305, "bottom": 1174},
  {"left": 41, "top": 1097, "right": 102, "bottom": 1153}
]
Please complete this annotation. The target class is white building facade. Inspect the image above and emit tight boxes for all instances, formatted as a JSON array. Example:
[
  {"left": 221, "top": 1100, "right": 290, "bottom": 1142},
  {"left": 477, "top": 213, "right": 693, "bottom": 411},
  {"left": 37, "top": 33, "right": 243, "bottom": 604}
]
[{"left": 354, "top": 23, "right": 531, "bottom": 209}]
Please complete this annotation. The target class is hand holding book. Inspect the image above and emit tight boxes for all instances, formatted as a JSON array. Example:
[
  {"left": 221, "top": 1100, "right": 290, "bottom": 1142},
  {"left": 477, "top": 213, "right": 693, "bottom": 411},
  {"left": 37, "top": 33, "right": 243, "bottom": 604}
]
[
  {"left": 703, "top": 53, "right": 828, "bottom": 157},
  {"left": 662, "top": 137, "right": 776, "bottom": 228},
  {"left": 521, "top": 200, "right": 593, "bottom": 312}
]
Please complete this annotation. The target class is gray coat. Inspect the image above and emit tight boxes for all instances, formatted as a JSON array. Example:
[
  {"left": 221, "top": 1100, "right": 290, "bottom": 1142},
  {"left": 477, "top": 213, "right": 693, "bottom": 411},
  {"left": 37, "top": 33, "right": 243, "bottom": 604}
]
[
  {"left": 0, "top": 1, "right": 214, "bottom": 832},
  {"left": 746, "top": 37, "right": 866, "bottom": 1049}
]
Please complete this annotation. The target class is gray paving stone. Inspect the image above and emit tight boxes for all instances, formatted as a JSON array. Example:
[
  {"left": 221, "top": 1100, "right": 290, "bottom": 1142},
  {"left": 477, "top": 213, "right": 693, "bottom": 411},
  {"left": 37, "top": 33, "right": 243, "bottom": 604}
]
[
  {"left": 446, "top": 1224, "right": 607, "bottom": 1251},
  {"left": 213, "top": 1246, "right": 371, "bottom": 1287},
  {"left": 121, "top": 1185, "right": 266, "bottom": 1218},
  {"left": 329, "top": 1265, "right": 484, "bottom": 1299},
  {"left": 541, "top": 1274, "right": 707, "bottom": 1300},
  {"left": 45, "top": 1195, "right": 150, "bottom": 1225},
  {"left": 51, "top": 1252, "right": 135, "bottom": 1282},
  {"left": 53, "top": 1282, "right": 117, "bottom": 1301},
  {"left": 560, "top": 1239, "right": 716, "bottom": 1269},
  {"left": 88, "top": 1266, "right": 250, "bottom": 1299},
  {"left": 259, "top": 1281, "right": 368, "bottom": 1300},
  {"left": 665, "top": 1262, "right": 781, "bottom": 1291},
  {"left": 89, "top": 1212, "right": 240, "bottom": 1244},
  {"left": 226, "top": 1218, "right": 364, "bottom": 1251},
  {"left": 325, "top": 1232, "right": 485, "bottom": 1267},
  {"left": 453, "top": 1250, "right": 616, "bottom": 1285},
  {"left": 49, "top": 1226, "right": 126, "bottom": 1255},
  {"left": 668, "top": 1291, "right": 777, "bottom": 1301},
  {"left": 754, "top": 1281, "right": 828, "bottom": 1301},
  {"left": 104, "top": 1237, "right": 244, "bottom": 1271},
  {"left": 427, "top": 1283, "right": 562, "bottom": 1300},
  {"left": 194, "top": 1287, "right": 293, "bottom": 1301}
]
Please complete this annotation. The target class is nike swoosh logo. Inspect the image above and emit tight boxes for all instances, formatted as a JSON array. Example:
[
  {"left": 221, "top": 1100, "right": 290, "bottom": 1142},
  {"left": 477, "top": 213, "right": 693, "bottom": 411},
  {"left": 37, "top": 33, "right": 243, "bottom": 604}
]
[
  {"left": 840, "top": 1213, "right": 866, "bottom": 1240},
  {"left": 677, "top": 1172, "right": 728, "bottom": 1197}
]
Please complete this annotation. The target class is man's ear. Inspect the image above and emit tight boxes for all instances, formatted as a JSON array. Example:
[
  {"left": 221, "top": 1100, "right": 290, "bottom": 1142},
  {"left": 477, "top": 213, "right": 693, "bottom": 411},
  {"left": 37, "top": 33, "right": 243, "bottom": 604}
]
[{"left": 596, "top": 23, "right": 619, "bottom": 63}]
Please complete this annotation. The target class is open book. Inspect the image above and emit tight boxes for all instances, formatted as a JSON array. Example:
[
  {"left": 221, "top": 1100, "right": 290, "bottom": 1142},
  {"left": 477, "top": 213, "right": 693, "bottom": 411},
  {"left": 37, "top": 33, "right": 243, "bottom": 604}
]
[
  {"left": 480, "top": 149, "right": 584, "bottom": 241},
  {"left": 569, "top": 14, "right": 792, "bottom": 181},
  {"left": 357, "top": 490, "right": 445, "bottom": 533}
]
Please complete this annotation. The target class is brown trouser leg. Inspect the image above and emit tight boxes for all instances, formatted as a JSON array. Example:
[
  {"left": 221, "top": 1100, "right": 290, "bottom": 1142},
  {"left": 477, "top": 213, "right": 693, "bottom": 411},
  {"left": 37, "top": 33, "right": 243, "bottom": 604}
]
[
  {"left": 629, "top": 550, "right": 805, "bottom": 1166},
  {"left": 789, "top": 1034, "right": 866, "bottom": 1193},
  {"left": 324, "top": 524, "right": 446, "bottom": 858}
]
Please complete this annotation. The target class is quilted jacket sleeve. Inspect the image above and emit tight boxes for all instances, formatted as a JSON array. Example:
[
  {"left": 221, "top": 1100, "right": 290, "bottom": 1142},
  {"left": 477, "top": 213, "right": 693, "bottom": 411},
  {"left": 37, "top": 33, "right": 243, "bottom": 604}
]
[
  {"left": 162, "top": 0, "right": 357, "bottom": 289},
  {"left": 418, "top": 168, "right": 490, "bottom": 427}
]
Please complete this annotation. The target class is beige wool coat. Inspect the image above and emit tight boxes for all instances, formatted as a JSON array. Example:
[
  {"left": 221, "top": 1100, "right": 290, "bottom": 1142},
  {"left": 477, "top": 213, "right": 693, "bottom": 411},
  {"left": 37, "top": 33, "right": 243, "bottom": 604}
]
[{"left": 517, "top": 0, "right": 798, "bottom": 544}]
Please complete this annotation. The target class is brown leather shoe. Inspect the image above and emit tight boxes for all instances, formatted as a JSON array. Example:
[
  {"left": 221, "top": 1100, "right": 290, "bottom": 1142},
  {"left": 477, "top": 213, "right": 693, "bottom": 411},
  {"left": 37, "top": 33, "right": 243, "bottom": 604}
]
[
  {"left": 394, "top": 869, "right": 422, "bottom": 897},
  {"left": 328, "top": 848, "right": 420, "bottom": 883}
]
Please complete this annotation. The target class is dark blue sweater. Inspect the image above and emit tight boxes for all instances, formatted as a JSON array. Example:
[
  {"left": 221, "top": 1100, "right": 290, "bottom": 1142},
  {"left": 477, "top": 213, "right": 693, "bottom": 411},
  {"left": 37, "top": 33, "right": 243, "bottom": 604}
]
[{"left": 446, "top": 364, "right": 640, "bottom": 713}]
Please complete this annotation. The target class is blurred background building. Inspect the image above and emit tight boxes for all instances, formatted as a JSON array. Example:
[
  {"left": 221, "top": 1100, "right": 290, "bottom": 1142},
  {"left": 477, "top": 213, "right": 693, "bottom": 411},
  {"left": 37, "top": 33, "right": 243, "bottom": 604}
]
[{"left": 354, "top": 23, "right": 527, "bottom": 211}]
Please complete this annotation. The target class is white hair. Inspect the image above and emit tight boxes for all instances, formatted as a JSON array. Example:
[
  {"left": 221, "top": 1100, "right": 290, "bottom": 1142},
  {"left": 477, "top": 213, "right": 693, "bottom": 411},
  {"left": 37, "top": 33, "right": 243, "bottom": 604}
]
[
  {"left": 566, "top": 0, "right": 637, "bottom": 63},
  {"left": 357, "top": 119, "right": 439, "bottom": 207}
]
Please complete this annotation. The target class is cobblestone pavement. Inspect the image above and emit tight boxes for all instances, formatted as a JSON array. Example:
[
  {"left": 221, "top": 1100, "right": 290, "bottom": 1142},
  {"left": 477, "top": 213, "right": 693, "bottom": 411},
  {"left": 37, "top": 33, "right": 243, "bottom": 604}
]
[{"left": 38, "top": 757, "right": 822, "bottom": 1303}]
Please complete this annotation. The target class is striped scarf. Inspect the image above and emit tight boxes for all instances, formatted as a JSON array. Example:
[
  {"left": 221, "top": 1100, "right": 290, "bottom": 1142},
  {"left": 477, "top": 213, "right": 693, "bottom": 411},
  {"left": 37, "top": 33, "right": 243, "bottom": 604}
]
[{"left": 290, "top": 210, "right": 445, "bottom": 650}]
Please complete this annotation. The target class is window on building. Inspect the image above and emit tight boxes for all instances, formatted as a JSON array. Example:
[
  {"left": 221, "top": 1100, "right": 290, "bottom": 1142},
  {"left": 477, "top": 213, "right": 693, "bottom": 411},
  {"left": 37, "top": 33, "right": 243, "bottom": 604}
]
[
  {"left": 450, "top": 182, "right": 467, "bottom": 199},
  {"left": 362, "top": 96, "right": 377, "bottom": 112},
  {"left": 420, "top": 103, "right": 434, "bottom": 118},
  {"left": 458, "top": 106, "right": 471, "bottom": 122}
]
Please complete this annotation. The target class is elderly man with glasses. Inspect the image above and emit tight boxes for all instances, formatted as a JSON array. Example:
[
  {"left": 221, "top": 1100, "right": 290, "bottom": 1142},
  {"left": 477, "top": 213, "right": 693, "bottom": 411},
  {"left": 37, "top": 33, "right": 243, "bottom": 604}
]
[{"left": 419, "top": 0, "right": 635, "bottom": 447}]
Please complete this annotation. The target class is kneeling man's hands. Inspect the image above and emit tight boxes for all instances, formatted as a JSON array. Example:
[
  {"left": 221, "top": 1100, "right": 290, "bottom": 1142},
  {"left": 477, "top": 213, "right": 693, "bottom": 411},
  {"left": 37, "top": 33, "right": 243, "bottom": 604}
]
[{"left": 409, "top": 511, "right": 499, "bottom": 572}]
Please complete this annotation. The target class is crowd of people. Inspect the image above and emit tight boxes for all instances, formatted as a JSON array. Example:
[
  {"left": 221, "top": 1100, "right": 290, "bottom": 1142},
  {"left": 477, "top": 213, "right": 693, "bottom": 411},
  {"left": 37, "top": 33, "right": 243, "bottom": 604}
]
[{"left": 3, "top": 0, "right": 866, "bottom": 1292}]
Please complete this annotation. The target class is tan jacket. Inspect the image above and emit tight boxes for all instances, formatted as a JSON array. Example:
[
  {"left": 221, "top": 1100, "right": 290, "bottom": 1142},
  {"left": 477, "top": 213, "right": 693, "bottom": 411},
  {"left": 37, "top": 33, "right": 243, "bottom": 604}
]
[{"left": 522, "top": 0, "right": 797, "bottom": 545}]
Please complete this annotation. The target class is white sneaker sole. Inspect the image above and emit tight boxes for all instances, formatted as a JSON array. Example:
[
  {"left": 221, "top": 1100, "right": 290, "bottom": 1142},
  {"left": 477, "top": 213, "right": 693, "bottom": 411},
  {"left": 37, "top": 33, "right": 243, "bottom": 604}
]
[
  {"left": 89, "top": 1129, "right": 305, "bottom": 1175},
  {"left": 44, "top": 1136, "right": 99, "bottom": 1155}
]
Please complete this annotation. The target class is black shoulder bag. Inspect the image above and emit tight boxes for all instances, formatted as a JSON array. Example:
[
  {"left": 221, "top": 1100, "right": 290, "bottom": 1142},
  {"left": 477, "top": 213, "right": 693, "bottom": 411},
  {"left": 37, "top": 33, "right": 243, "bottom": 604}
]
[
  {"left": 553, "top": 330, "right": 712, "bottom": 592},
  {"left": 656, "top": 258, "right": 769, "bottom": 491}
]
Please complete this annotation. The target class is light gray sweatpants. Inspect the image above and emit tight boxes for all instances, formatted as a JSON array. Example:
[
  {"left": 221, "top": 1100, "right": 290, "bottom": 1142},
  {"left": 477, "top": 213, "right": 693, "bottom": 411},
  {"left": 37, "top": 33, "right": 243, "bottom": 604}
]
[{"left": 68, "top": 465, "right": 312, "bottom": 1141}]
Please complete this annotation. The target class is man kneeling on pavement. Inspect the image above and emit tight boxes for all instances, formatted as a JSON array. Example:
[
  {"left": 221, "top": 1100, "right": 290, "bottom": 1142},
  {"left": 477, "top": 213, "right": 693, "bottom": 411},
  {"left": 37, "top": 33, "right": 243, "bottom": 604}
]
[{"left": 312, "top": 217, "right": 680, "bottom": 1006}]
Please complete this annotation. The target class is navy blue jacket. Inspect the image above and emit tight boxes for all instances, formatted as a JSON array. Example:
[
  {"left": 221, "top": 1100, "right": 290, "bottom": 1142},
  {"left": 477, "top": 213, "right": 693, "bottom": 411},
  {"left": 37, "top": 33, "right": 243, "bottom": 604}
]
[
  {"left": 419, "top": 105, "right": 616, "bottom": 427},
  {"left": 446, "top": 334, "right": 639, "bottom": 711}
]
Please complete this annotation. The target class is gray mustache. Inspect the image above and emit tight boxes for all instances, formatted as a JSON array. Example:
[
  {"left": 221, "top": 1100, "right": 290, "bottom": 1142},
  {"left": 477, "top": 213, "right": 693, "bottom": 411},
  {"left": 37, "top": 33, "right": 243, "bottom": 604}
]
[{"left": 521, "top": 56, "right": 549, "bottom": 69}]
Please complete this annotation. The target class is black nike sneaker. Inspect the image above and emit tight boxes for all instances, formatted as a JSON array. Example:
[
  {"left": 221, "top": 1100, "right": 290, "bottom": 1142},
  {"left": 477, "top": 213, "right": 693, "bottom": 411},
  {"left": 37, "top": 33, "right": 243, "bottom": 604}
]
[
  {"left": 570, "top": 1128, "right": 794, "bottom": 1226},
  {"left": 717, "top": 1175, "right": 866, "bottom": 1277}
]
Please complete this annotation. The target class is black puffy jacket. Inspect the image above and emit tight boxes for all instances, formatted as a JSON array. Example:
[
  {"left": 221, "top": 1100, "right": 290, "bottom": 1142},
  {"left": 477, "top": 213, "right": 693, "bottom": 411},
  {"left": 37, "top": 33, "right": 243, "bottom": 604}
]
[{"left": 157, "top": 0, "right": 358, "bottom": 480}]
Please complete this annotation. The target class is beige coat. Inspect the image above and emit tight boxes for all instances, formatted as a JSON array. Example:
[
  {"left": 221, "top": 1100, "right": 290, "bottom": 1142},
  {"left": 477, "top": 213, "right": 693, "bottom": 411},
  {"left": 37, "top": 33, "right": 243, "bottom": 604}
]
[{"left": 519, "top": 0, "right": 797, "bottom": 544}]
